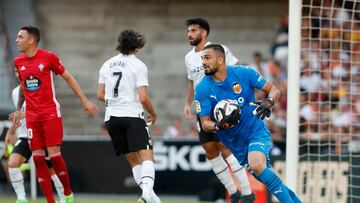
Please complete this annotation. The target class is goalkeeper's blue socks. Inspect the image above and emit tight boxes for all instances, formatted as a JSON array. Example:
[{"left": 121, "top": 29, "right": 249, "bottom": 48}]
[
  {"left": 286, "top": 186, "right": 302, "bottom": 203},
  {"left": 256, "top": 168, "right": 295, "bottom": 203}
]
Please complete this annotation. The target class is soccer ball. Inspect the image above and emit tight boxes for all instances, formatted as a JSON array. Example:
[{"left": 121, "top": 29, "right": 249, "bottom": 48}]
[{"left": 213, "top": 99, "right": 240, "bottom": 122}]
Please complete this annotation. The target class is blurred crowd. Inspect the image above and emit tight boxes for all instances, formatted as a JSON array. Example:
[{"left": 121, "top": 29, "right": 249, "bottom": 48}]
[
  {"left": 298, "top": 0, "right": 360, "bottom": 154},
  {"left": 254, "top": 0, "right": 360, "bottom": 154}
]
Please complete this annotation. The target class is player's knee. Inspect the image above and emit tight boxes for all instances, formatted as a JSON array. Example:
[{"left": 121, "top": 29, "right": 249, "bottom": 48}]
[
  {"left": 205, "top": 149, "right": 220, "bottom": 160},
  {"left": 48, "top": 167, "right": 56, "bottom": 175},
  {"left": 47, "top": 146, "right": 61, "bottom": 154},
  {"left": 249, "top": 159, "right": 266, "bottom": 175},
  {"left": 125, "top": 152, "right": 142, "bottom": 166},
  {"left": 220, "top": 147, "right": 232, "bottom": 158},
  {"left": 137, "top": 149, "right": 154, "bottom": 161},
  {"left": 8, "top": 155, "right": 23, "bottom": 168},
  {"left": 8, "top": 160, "right": 21, "bottom": 168},
  {"left": 202, "top": 142, "right": 220, "bottom": 159}
]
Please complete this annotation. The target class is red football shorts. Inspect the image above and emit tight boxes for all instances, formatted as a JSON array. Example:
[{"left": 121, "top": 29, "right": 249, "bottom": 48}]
[{"left": 26, "top": 117, "right": 63, "bottom": 150}]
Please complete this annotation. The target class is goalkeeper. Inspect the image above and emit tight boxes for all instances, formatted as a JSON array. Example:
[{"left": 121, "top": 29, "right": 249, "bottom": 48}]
[{"left": 195, "top": 44, "right": 301, "bottom": 203}]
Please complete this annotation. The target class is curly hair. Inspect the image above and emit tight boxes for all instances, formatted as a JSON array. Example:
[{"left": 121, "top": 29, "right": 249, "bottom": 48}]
[{"left": 116, "top": 30, "right": 146, "bottom": 55}]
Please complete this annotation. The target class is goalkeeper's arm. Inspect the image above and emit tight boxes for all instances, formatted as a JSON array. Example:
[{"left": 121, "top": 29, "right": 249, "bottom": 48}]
[
  {"left": 250, "top": 81, "right": 280, "bottom": 119},
  {"left": 261, "top": 81, "right": 280, "bottom": 102}
]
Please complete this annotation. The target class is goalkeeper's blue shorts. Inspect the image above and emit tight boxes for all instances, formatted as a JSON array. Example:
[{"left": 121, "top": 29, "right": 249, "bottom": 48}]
[{"left": 236, "top": 128, "right": 273, "bottom": 168}]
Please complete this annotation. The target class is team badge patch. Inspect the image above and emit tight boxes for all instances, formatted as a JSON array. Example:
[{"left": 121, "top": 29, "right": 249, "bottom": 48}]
[
  {"left": 232, "top": 82, "right": 242, "bottom": 94},
  {"left": 195, "top": 100, "right": 201, "bottom": 113},
  {"left": 38, "top": 63, "right": 44, "bottom": 72}
]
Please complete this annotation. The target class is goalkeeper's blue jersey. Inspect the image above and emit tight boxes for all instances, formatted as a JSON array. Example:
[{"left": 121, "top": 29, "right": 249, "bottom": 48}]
[{"left": 195, "top": 65, "right": 270, "bottom": 163}]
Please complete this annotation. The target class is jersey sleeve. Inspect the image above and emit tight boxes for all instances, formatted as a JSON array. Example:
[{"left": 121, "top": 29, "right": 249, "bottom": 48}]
[
  {"left": 223, "top": 45, "right": 238, "bottom": 65},
  {"left": 246, "top": 66, "right": 267, "bottom": 89},
  {"left": 136, "top": 63, "right": 149, "bottom": 87},
  {"left": 194, "top": 83, "right": 212, "bottom": 117},
  {"left": 14, "top": 59, "right": 22, "bottom": 81},
  {"left": 12, "top": 86, "right": 26, "bottom": 112},
  {"left": 185, "top": 55, "right": 193, "bottom": 81},
  {"left": 12, "top": 87, "right": 18, "bottom": 108},
  {"left": 98, "top": 65, "right": 106, "bottom": 84},
  {"left": 50, "top": 53, "right": 65, "bottom": 75}
]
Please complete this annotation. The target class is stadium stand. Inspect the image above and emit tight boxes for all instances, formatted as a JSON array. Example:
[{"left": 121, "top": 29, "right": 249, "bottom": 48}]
[
  {"left": 33, "top": 0, "right": 287, "bottom": 135},
  {"left": 0, "top": 0, "right": 40, "bottom": 116},
  {"left": 0, "top": 3, "right": 13, "bottom": 115}
]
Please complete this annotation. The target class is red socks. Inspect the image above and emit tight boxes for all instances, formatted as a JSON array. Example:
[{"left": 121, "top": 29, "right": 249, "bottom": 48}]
[
  {"left": 33, "top": 152, "right": 55, "bottom": 203},
  {"left": 49, "top": 152, "right": 72, "bottom": 196}
]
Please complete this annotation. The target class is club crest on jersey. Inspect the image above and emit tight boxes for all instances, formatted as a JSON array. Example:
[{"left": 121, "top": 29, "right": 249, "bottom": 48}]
[
  {"left": 20, "top": 66, "right": 26, "bottom": 71},
  {"left": 195, "top": 100, "right": 201, "bottom": 113},
  {"left": 38, "top": 63, "right": 44, "bottom": 72},
  {"left": 25, "top": 76, "right": 41, "bottom": 91},
  {"left": 232, "top": 82, "right": 242, "bottom": 94}
]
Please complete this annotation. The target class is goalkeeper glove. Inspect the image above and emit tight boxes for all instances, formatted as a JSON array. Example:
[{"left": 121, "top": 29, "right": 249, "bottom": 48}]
[
  {"left": 250, "top": 97, "right": 274, "bottom": 120},
  {"left": 215, "top": 108, "right": 240, "bottom": 130}
]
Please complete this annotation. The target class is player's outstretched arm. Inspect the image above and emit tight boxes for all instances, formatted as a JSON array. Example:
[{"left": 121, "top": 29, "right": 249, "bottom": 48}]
[
  {"left": 250, "top": 81, "right": 280, "bottom": 120},
  {"left": 138, "top": 86, "right": 157, "bottom": 125},
  {"left": 13, "top": 87, "right": 25, "bottom": 126},
  {"left": 97, "top": 84, "right": 105, "bottom": 102},
  {"left": 16, "top": 86, "right": 25, "bottom": 112},
  {"left": 184, "top": 80, "right": 194, "bottom": 120},
  {"left": 61, "top": 70, "right": 99, "bottom": 117},
  {"left": 261, "top": 81, "right": 280, "bottom": 102}
]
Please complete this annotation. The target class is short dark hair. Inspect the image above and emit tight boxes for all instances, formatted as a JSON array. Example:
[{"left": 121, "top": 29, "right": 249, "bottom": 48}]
[
  {"left": 116, "top": 30, "right": 146, "bottom": 55},
  {"left": 186, "top": 17, "right": 210, "bottom": 36},
  {"left": 253, "top": 51, "right": 262, "bottom": 57},
  {"left": 203, "top": 43, "right": 225, "bottom": 58},
  {"left": 20, "top": 26, "right": 40, "bottom": 43}
]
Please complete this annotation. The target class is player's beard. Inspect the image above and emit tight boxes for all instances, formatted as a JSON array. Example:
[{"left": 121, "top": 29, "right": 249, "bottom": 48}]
[
  {"left": 189, "top": 35, "right": 202, "bottom": 46},
  {"left": 204, "top": 66, "right": 218, "bottom": 76}
]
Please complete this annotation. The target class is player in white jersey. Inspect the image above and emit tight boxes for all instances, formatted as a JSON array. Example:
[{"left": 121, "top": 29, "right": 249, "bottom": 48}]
[
  {"left": 184, "top": 18, "right": 255, "bottom": 203},
  {"left": 97, "top": 30, "right": 160, "bottom": 203},
  {"left": 6, "top": 83, "right": 65, "bottom": 203}
]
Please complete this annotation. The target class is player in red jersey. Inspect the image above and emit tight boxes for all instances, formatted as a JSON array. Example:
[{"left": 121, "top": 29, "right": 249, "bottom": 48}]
[{"left": 13, "top": 26, "right": 99, "bottom": 203}]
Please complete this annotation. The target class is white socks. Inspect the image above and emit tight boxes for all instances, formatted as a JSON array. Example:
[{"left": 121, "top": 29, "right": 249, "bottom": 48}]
[
  {"left": 132, "top": 164, "right": 142, "bottom": 186},
  {"left": 226, "top": 154, "right": 252, "bottom": 195},
  {"left": 132, "top": 162, "right": 160, "bottom": 202},
  {"left": 9, "top": 167, "right": 67, "bottom": 202},
  {"left": 210, "top": 155, "right": 237, "bottom": 195},
  {"left": 51, "top": 174, "right": 66, "bottom": 202},
  {"left": 140, "top": 160, "right": 155, "bottom": 199},
  {"left": 9, "top": 167, "right": 27, "bottom": 201}
]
